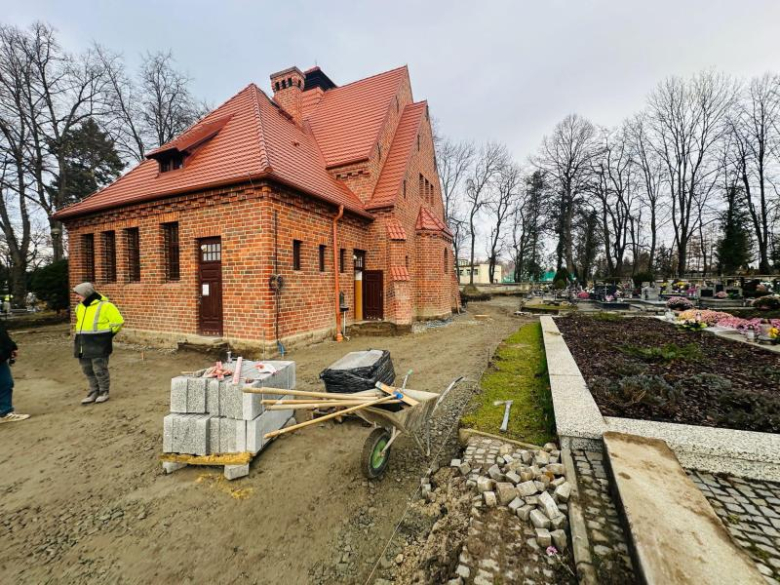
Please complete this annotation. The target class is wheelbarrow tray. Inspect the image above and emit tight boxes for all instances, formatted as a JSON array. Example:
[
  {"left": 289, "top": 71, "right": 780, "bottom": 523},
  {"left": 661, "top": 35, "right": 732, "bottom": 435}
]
[{"left": 351, "top": 388, "right": 439, "bottom": 434}]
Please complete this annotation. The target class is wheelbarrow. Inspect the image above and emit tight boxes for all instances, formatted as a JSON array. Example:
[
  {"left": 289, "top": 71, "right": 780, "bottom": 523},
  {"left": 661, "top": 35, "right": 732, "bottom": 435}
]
[{"left": 250, "top": 377, "right": 463, "bottom": 479}]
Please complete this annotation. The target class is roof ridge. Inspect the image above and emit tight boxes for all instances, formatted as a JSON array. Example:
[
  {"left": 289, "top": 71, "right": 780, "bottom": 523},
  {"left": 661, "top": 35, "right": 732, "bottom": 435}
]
[
  {"left": 249, "top": 86, "right": 273, "bottom": 172},
  {"left": 366, "top": 101, "right": 427, "bottom": 210},
  {"left": 331, "top": 65, "right": 407, "bottom": 91}
]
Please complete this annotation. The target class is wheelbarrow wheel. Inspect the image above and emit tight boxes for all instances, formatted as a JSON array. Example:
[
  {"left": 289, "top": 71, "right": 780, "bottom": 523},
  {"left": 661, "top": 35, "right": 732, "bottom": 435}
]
[{"left": 362, "top": 428, "right": 391, "bottom": 479}]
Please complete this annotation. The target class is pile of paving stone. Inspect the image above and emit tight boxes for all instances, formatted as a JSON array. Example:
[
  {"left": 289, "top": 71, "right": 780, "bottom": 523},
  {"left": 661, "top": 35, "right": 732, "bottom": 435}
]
[
  {"left": 163, "top": 359, "right": 295, "bottom": 456},
  {"left": 447, "top": 441, "right": 571, "bottom": 552}
]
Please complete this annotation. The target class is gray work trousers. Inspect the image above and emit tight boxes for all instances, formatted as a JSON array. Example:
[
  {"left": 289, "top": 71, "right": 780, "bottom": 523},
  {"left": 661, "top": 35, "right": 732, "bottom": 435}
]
[{"left": 79, "top": 357, "right": 110, "bottom": 395}]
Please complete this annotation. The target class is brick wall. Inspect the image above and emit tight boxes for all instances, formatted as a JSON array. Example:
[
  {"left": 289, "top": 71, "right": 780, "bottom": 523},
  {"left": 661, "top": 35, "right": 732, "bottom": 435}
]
[{"left": 65, "top": 181, "right": 371, "bottom": 346}]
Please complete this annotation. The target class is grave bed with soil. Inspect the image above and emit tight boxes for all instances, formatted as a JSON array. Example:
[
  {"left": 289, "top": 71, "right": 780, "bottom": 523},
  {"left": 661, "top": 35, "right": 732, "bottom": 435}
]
[{"left": 555, "top": 314, "right": 780, "bottom": 433}]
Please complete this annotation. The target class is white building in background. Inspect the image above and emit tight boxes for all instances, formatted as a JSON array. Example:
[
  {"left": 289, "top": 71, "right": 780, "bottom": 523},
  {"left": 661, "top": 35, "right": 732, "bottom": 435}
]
[{"left": 457, "top": 260, "right": 502, "bottom": 285}]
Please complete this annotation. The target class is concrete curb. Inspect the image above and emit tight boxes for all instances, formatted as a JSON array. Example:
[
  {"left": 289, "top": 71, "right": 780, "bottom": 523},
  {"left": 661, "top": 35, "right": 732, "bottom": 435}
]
[
  {"left": 562, "top": 448, "right": 597, "bottom": 585},
  {"left": 540, "top": 316, "right": 605, "bottom": 451}
]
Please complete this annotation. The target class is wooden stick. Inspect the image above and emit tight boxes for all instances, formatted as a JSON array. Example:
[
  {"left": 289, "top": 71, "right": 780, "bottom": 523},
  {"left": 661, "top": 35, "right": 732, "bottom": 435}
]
[
  {"left": 376, "top": 382, "right": 419, "bottom": 407},
  {"left": 264, "top": 395, "right": 397, "bottom": 439},
  {"left": 245, "top": 387, "right": 380, "bottom": 400},
  {"left": 266, "top": 400, "right": 400, "bottom": 410},
  {"left": 260, "top": 397, "right": 377, "bottom": 405}
]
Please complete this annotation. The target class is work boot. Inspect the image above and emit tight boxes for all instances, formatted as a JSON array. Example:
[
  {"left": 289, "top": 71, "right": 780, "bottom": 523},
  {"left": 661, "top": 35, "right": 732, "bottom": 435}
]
[
  {"left": 95, "top": 393, "right": 110, "bottom": 404},
  {"left": 0, "top": 412, "right": 30, "bottom": 423},
  {"left": 81, "top": 391, "right": 98, "bottom": 405}
]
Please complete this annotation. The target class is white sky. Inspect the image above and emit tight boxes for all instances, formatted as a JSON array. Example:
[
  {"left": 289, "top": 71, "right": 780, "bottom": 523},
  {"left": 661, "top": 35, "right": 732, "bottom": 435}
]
[
  {"left": 6, "top": 0, "right": 780, "bottom": 163},
  {"left": 4, "top": 1, "right": 780, "bottom": 263}
]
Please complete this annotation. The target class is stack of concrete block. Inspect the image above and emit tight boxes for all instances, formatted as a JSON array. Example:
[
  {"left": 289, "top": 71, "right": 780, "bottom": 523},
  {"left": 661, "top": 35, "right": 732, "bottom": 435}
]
[{"left": 163, "top": 360, "right": 295, "bottom": 456}]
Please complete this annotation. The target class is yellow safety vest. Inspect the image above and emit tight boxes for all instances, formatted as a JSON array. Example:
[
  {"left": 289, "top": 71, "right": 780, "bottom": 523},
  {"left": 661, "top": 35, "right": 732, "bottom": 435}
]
[{"left": 75, "top": 295, "right": 124, "bottom": 336}]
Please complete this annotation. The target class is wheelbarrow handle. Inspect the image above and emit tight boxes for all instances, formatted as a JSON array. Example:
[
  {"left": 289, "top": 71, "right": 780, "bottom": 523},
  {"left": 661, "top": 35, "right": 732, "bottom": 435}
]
[{"left": 433, "top": 376, "right": 464, "bottom": 415}]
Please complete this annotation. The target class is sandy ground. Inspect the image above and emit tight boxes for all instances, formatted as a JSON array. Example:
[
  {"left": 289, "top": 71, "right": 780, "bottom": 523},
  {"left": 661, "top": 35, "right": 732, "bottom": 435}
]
[{"left": 0, "top": 297, "right": 527, "bottom": 585}]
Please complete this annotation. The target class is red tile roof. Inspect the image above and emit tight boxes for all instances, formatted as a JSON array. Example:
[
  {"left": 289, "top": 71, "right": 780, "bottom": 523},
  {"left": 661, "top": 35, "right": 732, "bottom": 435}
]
[
  {"left": 367, "top": 102, "right": 426, "bottom": 211},
  {"left": 416, "top": 206, "right": 453, "bottom": 236},
  {"left": 390, "top": 266, "right": 410, "bottom": 281},
  {"left": 55, "top": 85, "right": 370, "bottom": 220},
  {"left": 386, "top": 218, "right": 407, "bottom": 240},
  {"left": 304, "top": 66, "right": 408, "bottom": 168}
]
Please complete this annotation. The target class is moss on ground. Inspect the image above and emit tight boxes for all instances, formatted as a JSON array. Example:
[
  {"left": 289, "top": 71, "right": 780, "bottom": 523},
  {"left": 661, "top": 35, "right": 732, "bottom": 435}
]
[{"left": 460, "top": 322, "right": 556, "bottom": 445}]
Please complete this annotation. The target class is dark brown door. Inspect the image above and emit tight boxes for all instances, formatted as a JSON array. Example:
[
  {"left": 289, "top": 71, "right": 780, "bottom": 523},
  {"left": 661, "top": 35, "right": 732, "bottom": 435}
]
[
  {"left": 363, "top": 270, "right": 383, "bottom": 320},
  {"left": 198, "top": 238, "right": 223, "bottom": 336}
]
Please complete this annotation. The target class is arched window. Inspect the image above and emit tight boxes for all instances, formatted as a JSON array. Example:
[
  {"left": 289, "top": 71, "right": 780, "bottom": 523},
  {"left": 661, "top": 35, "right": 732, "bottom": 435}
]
[
  {"left": 275, "top": 81, "right": 280, "bottom": 91},
  {"left": 443, "top": 248, "right": 448, "bottom": 274}
]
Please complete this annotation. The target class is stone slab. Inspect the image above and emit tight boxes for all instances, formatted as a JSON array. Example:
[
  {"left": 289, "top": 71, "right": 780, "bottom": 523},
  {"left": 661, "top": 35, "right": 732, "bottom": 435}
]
[
  {"left": 605, "top": 416, "right": 780, "bottom": 482},
  {"left": 603, "top": 431, "right": 764, "bottom": 585}
]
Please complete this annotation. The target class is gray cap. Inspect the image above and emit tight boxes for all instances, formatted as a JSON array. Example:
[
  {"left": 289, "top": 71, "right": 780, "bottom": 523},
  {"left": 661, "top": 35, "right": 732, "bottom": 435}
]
[{"left": 73, "top": 282, "right": 95, "bottom": 297}]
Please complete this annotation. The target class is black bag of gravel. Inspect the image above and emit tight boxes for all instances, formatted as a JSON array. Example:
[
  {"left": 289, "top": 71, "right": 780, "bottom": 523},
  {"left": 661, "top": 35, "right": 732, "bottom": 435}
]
[{"left": 319, "top": 349, "right": 395, "bottom": 394}]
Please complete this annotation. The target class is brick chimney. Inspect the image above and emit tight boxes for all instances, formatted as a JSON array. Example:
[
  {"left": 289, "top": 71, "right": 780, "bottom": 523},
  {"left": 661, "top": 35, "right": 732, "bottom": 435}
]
[{"left": 270, "top": 66, "right": 304, "bottom": 125}]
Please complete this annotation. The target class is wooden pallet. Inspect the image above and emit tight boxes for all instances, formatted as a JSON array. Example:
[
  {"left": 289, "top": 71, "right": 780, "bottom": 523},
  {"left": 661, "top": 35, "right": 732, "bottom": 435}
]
[{"left": 159, "top": 451, "right": 256, "bottom": 480}]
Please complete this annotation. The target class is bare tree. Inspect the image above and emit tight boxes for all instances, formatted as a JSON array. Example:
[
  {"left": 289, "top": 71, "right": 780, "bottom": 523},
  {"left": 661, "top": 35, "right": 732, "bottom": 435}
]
[
  {"left": 645, "top": 72, "right": 736, "bottom": 276},
  {"left": 0, "top": 22, "right": 112, "bottom": 262},
  {"left": 464, "top": 142, "right": 507, "bottom": 285},
  {"left": 98, "top": 48, "right": 206, "bottom": 162},
  {"left": 590, "top": 125, "right": 636, "bottom": 277},
  {"left": 628, "top": 113, "right": 668, "bottom": 272},
  {"left": 486, "top": 160, "right": 520, "bottom": 283},
  {"left": 534, "top": 114, "right": 597, "bottom": 273},
  {"left": 727, "top": 73, "right": 780, "bottom": 273},
  {"left": 436, "top": 136, "right": 475, "bottom": 223}
]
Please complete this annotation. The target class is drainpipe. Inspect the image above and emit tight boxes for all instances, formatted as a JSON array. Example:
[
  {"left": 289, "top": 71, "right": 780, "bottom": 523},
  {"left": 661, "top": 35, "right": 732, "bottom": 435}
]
[{"left": 332, "top": 205, "right": 345, "bottom": 341}]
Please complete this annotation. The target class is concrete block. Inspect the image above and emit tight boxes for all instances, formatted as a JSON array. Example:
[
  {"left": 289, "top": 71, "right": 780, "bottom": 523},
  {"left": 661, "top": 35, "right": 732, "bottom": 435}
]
[
  {"left": 206, "top": 378, "right": 221, "bottom": 415},
  {"left": 241, "top": 388, "right": 264, "bottom": 420},
  {"left": 219, "top": 382, "right": 243, "bottom": 420},
  {"left": 257, "top": 360, "right": 296, "bottom": 390},
  {"left": 224, "top": 464, "right": 250, "bottom": 480},
  {"left": 162, "top": 461, "right": 187, "bottom": 474},
  {"left": 248, "top": 405, "right": 293, "bottom": 453},
  {"left": 170, "top": 377, "right": 188, "bottom": 413},
  {"left": 166, "top": 413, "right": 210, "bottom": 455},
  {"left": 186, "top": 378, "right": 207, "bottom": 413},
  {"left": 163, "top": 414, "right": 176, "bottom": 452}
]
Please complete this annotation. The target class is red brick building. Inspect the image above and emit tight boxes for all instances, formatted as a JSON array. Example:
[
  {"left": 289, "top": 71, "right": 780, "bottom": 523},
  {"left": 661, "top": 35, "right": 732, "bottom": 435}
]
[{"left": 55, "top": 65, "right": 459, "bottom": 350}]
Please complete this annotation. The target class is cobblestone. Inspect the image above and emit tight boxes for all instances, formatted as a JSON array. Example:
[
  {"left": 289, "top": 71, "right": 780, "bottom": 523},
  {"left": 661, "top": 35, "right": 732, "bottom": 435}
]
[
  {"left": 572, "top": 449, "right": 637, "bottom": 584},
  {"left": 461, "top": 437, "right": 576, "bottom": 584},
  {"left": 688, "top": 470, "right": 780, "bottom": 583}
]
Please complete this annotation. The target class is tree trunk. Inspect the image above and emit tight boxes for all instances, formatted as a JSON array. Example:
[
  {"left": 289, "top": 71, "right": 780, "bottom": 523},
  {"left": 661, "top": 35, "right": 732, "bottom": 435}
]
[{"left": 50, "top": 218, "right": 64, "bottom": 262}]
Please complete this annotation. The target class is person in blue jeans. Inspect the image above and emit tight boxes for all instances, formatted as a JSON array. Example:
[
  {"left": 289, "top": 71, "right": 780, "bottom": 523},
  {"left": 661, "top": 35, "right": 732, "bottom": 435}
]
[{"left": 0, "top": 319, "right": 27, "bottom": 423}]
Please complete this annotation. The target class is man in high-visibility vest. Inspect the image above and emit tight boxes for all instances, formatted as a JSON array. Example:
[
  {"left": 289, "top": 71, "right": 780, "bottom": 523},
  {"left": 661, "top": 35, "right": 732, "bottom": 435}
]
[{"left": 73, "top": 282, "right": 124, "bottom": 405}]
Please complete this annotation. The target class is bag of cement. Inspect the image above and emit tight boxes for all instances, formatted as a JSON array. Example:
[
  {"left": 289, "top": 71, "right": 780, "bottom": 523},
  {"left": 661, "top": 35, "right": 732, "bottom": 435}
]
[{"left": 319, "top": 349, "right": 395, "bottom": 394}]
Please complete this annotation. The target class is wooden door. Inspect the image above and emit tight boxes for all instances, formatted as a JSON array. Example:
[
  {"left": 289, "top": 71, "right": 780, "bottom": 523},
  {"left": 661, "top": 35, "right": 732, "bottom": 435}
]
[
  {"left": 198, "top": 237, "right": 223, "bottom": 336},
  {"left": 363, "top": 270, "right": 383, "bottom": 320}
]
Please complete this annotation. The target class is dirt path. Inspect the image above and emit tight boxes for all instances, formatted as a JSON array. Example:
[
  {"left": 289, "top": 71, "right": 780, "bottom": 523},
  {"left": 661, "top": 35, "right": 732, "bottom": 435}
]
[{"left": 0, "top": 298, "right": 527, "bottom": 585}]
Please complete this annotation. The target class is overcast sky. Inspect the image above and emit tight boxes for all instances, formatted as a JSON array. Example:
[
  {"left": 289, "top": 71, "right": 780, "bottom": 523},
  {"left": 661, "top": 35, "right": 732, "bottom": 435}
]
[{"left": 6, "top": 0, "right": 780, "bottom": 165}]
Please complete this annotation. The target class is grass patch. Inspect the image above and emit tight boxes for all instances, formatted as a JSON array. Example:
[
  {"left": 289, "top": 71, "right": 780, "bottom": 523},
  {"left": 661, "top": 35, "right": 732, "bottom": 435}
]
[
  {"left": 460, "top": 322, "right": 556, "bottom": 445},
  {"left": 617, "top": 342, "right": 702, "bottom": 363},
  {"left": 589, "top": 312, "right": 624, "bottom": 322}
]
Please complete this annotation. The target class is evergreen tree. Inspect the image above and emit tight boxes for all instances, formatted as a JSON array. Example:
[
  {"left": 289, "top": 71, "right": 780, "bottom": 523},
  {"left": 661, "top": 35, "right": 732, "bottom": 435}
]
[
  {"left": 716, "top": 186, "right": 753, "bottom": 274},
  {"left": 48, "top": 118, "right": 124, "bottom": 206}
]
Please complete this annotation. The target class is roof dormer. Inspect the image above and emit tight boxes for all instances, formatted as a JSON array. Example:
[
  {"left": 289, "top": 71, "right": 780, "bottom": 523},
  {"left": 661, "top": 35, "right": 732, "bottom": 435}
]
[{"left": 146, "top": 115, "right": 232, "bottom": 174}]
